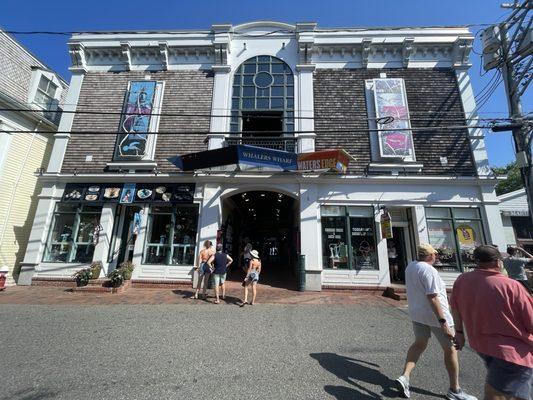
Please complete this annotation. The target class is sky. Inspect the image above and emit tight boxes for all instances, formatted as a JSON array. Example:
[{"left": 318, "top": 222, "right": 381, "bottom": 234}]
[{"left": 1, "top": 0, "right": 530, "bottom": 167}]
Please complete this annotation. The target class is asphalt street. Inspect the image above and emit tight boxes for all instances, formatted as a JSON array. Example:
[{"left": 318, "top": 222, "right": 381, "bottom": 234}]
[{"left": 0, "top": 303, "right": 486, "bottom": 400}]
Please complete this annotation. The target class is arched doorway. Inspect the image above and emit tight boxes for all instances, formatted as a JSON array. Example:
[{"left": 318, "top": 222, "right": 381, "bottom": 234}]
[{"left": 221, "top": 190, "right": 299, "bottom": 289}]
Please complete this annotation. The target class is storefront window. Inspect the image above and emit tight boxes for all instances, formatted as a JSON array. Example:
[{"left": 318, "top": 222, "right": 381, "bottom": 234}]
[
  {"left": 348, "top": 207, "right": 377, "bottom": 270},
  {"left": 143, "top": 204, "right": 199, "bottom": 265},
  {"left": 321, "top": 206, "right": 377, "bottom": 270},
  {"left": 426, "top": 207, "right": 485, "bottom": 272},
  {"left": 43, "top": 204, "right": 102, "bottom": 263}
]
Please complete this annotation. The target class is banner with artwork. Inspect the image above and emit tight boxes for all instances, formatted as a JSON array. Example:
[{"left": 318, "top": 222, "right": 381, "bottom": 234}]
[
  {"left": 373, "top": 78, "right": 415, "bottom": 160},
  {"left": 116, "top": 81, "right": 157, "bottom": 158}
]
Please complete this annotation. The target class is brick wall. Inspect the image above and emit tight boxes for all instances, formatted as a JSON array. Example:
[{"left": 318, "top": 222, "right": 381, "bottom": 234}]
[
  {"left": 61, "top": 70, "right": 214, "bottom": 173},
  {"left": 313, "top": 68, "right": 477, "bottom": 176}
]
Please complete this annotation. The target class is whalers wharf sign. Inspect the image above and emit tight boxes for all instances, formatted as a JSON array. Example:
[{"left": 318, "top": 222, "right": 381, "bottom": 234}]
[{"left": 172, "top": 146, "right": 353, "bottom": 173}]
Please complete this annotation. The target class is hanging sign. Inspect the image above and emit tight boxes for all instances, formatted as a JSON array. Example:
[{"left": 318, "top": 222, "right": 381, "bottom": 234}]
[
  {"left": 297, "top": 149, "right": 352, "bottom": 173},
  {"left": 380, "top": 210, "right": 393, "bottom": 239}
]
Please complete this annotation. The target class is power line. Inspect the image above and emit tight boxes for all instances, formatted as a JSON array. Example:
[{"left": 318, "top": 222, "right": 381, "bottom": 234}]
[
  {"left": 0, "top": 107, "right": 515, "bottom": 124},
  {"left": 0, "top": 124, "right": 497, "bottom": 136}
]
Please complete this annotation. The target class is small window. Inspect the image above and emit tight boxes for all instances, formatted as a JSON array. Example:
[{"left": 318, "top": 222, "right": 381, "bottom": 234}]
[{"left": 34, "top": 75, "right": 58, "bottom": 110}]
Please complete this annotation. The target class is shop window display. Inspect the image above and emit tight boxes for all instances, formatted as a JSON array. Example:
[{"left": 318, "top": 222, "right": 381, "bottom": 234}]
[
  {"left": 43, "top": 204, "right": 102, "bottom": 263},
  {"left": 321, "top": 206, "right": 377, "bottom": 270},
  {"left": 426, "top": 207, "right": 485, "bottom": 272},
  {"left": 143, "top": 204, "right": 199, "bottom": 266}
]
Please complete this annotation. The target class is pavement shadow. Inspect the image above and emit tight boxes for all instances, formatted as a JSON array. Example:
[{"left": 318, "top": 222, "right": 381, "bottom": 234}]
[
  {"left": 172, "top": 290, "right": 242, "bottom": 305},
  {"left": 311, "top": 353, "right": 444, "bottom": 399},
  {"left": 172, "top": 289, "right": 194, "bottom": 299}
]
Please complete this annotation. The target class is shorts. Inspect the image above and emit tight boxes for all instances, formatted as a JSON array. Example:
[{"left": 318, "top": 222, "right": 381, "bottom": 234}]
[
  {"left": 479, "top": 353, "right": 532, "bottom": 400},
  {"left": 213, "top": 273, "right": 226, "bottom": 286},
  {"left": 412, "top": 321, "right": 454, "bottom": 349},
  {"left": 246, "top": 271, "right": 259, "bottom": 283},
  {"left": 200, "top": 262, "right": 212, "bottom": 275}
]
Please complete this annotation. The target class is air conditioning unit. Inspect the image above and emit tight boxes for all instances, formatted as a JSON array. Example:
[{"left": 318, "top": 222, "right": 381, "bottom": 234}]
[{"left": 481, "top": 25, "right": 501, "bottom": 54}]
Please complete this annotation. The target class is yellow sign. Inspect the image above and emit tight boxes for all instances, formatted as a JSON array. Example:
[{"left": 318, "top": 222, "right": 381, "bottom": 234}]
[
  {"left": 381, "top": 211, "right": 393, "bottom": 239},
  {"left": 456, "top": 225, "right": 475, "bottom": 245}
]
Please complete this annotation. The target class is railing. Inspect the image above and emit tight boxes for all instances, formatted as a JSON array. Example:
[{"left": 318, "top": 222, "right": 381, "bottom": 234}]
[{"left": 225, "top": 136, "right": 297, "bottom": 153}]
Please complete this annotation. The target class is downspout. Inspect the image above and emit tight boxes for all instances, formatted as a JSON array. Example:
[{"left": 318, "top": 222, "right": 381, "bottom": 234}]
[{"left": 0, "top": 119, "right": 42, "bottom": 277}]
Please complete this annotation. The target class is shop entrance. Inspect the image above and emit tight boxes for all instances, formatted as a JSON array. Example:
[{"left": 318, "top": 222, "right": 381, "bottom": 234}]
[
  {"left": 387, "top": 225, "right": 414, "bottom": 283},
  {"left": 221, "top": 190, "right": 299, "bottom": 289},
  {"left": 109, "top": 205, "right": 143, "bottom": 266}
]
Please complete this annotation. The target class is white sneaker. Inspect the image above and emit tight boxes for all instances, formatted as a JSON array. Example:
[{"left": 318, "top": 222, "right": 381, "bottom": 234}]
[
  {"left": 446, "top": 388, "right": 477, "bottom": 400},
  {"left": 395, "top": 375, "right": 410, "bottom": 398}
]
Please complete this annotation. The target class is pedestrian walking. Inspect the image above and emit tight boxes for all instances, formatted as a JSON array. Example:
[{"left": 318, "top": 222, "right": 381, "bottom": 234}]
[
  {"left": 451, "top": 245, "right": 533, "bottom": 400},
  {"left": 503, "top": 246, "right": 533, "bottom": 293},
  {"left": 191, "top": 240, "right": 215, "bottom": 300},
  {"left": 243, "top": 239, "right": 253, "bottom": 273},
  {"left": 241, "top": 250, "right": 261, "bottom": 306},
  {"left": 208, "top": 243, "right": 233, "bottom": 304},
  {"left": 395, "top": 244, "right": 476, "bottom": 400}
]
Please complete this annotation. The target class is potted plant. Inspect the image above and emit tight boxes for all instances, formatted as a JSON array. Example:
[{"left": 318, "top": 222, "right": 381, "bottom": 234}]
[
  {"left": 89, "top": 261, "right": 103, "bottom": 279},
  {"left": 73, "top": 268, "right": 92, "bottom": 287},
  {"left": 119, "top": 261, "right": 135, "bottom": 280},
  {"left": 108, "top": 269, "right": 124, "bottom": 288}
]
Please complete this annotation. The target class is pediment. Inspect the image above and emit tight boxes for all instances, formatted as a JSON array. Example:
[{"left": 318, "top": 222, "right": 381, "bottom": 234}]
[{"left": 233, "top": 21, "right": 295, "bottom": 35}]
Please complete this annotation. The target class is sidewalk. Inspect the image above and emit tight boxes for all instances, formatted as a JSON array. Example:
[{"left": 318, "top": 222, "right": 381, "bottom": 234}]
[{"left": 0, "top": 281, "right": 405, "bottom": 306}]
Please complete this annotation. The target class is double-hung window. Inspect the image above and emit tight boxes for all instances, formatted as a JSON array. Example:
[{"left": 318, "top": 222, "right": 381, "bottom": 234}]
[{"left": 34, "top": 75, "right": 58, "bottom": 111}]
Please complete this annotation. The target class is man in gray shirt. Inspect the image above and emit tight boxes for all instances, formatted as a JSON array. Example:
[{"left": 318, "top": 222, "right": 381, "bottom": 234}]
[{"left": 504, "top": 246, "right": 532, "bottom": 293}]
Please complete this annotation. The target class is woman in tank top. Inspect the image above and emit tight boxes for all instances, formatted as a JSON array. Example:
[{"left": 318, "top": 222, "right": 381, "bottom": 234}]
[
  {"left": 241, "top": 250, "right": 261, "bottom": 306},
  {"left": 191, "top": 240, "right": 215, "bottom": 299}
]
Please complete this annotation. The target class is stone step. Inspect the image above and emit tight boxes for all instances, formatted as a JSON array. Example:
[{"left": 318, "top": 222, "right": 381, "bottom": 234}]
[
  {"left": 383, "top": 286, "right": 407, "bottom": 301},
  {"left": 71, "top": 280, "right": 131, "bottom": 294}
]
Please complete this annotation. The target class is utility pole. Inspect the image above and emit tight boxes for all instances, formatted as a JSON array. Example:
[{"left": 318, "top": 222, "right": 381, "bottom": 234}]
[{"left": 484, "top": 0, "right": 533, "bottom": 224}]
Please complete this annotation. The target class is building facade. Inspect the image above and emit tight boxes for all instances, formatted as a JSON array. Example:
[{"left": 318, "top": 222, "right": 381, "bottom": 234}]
[
  {"left": 498, "top": 189, "right": 533, "bottom": 253},
  {"left": 0, "top": 30, "right": 68, "bottom": 284},
  {"left": 19, "top": 21, "right": 505, "bottom": 289}
]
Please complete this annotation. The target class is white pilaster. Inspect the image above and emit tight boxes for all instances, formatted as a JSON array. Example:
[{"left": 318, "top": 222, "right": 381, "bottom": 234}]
[
  {"left": 296, "top": 64, "right": 316, "bottom": 153},
  {"left": 208, "top": 65, "right": 232, "bottom": 149},
  {"left": 299, "top": 183, "right": 321, "bottom": 290},
  {"left": 412, "top": 205, "right": 429, "bottom": 245},
  {"left": 198, "top": 184, "right": 221, "bottom": 250},
  {"left": 92, "top": 203, "right": 116, "bottom": 276},
  {"left": 479, "top": 184, "right": 506, "bottom": 249},
  {"left": 47, "top": 71, "right": 86, "bottom": 173},
  {"left": 455, "top": 68, "right": 492, "bottom": 177},
  {"left": 376, "top": 208, "right": 391, "bottom": 286},
  {"left": 18, "top": 182, "right": 65, "bottom": 285}
]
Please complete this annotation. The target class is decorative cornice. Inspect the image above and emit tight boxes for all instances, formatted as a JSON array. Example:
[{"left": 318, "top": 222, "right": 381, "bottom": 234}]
[{"left": 402, "top": 38, "right": 415, "bottom": 67}]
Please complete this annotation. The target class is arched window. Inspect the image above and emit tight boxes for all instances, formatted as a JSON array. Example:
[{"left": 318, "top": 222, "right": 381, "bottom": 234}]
[{"left": 230, "top": 56, "right": 294, "bottom": 134}]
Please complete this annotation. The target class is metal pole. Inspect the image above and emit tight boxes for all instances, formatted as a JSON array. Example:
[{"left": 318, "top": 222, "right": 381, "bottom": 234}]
[{"left": 499, "top": 19, "right": 533, "bottom": 225}]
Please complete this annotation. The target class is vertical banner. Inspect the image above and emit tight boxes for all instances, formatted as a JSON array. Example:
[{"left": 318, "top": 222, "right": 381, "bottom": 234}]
[
  {"left": 117, "top": 81, "right": 157, "bottom": 158},
  {"left": 120, "top": 183, "right": 136, "bottom": 204},
  {"left": 373, "top": 79, "right": 415, "bottom": 160},
  {"left": 380, "top": 210, "right": 393, "bottom": 239}
]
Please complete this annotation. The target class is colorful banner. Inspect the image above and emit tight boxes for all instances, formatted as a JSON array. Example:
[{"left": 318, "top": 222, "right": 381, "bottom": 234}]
[
  {"left": 297, "top": 149, "right": 351, "bottom": 173},
  {"left": 373, "top": 78, "right": 414, "bottom": 159},
  {"left": 117, "top": 81, "right": 157, "bottom": 158},
  {"left": 236, "top": 145, "right": 297, "bottom": 170}
]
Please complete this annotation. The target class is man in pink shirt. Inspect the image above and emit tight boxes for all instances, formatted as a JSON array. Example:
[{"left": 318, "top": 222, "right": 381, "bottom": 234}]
[{"left": 451, "top": 245, "right": 533, "bottom": 400}]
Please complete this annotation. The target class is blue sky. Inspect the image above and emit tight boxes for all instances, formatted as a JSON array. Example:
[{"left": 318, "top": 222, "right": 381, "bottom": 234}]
[{"left": 1, "top": 0, "right": 530, "bottom": 167}]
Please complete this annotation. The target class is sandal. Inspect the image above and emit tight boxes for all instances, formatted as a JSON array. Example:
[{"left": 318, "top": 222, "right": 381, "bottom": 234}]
[
  {"left": 240, "top": 301, "right": 248, "bottom": 307},
  {"left": 214, "top": 300, "right": 220, "bottom": 304}
]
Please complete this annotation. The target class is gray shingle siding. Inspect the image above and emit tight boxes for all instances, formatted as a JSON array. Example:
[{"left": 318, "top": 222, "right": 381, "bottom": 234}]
[
  {"left": 61, "top": 70, "right": 214, "bottom": 173},
  {"left": 313, "top": 68, "right": 477, "bottom": 176}
]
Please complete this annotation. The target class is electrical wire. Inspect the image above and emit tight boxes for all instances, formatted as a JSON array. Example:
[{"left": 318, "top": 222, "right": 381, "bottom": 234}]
[
  {"left": 0, "top": 124, "right": 495, "bottom": 136},
  {"left": 0, "top": 106, "right": 514, "bottom": 123}
]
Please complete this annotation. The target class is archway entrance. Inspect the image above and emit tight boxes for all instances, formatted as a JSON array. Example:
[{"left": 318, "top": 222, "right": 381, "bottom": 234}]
[{"left": 221, "top": 190, "right": 299, "bottom": 289}]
